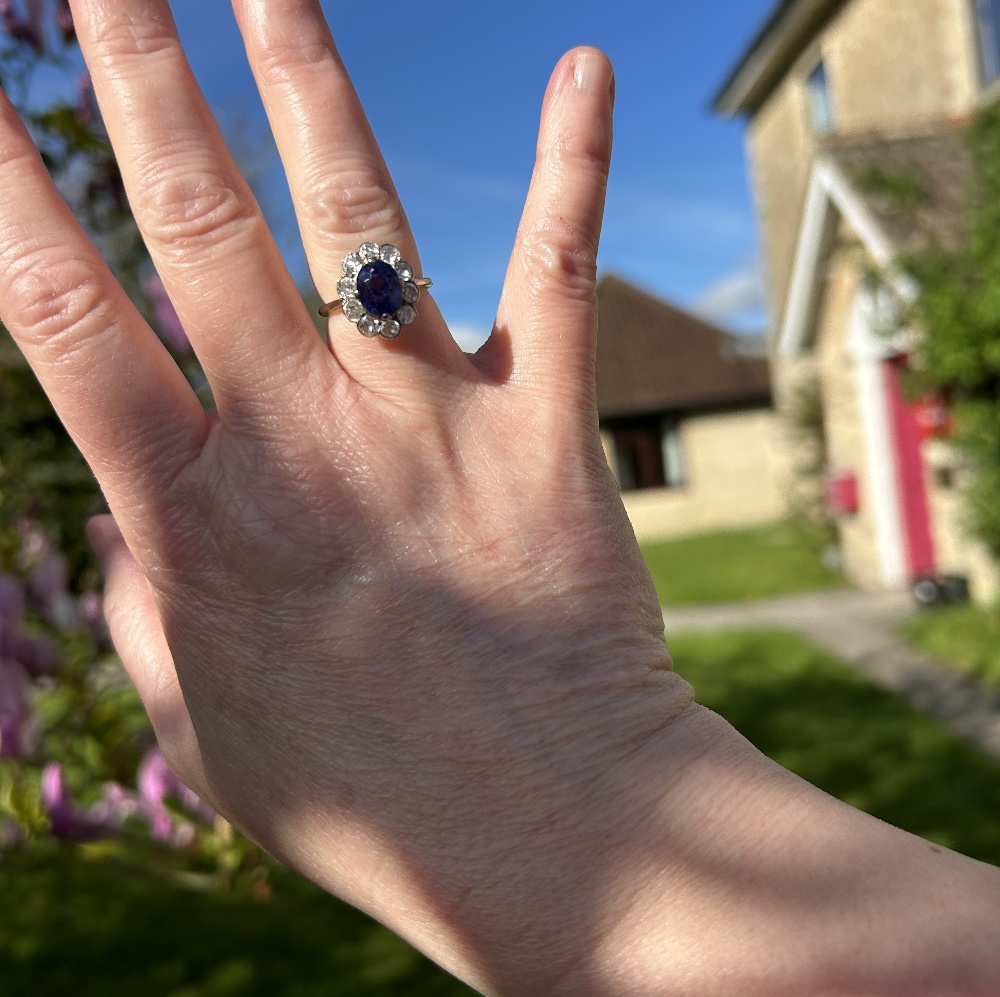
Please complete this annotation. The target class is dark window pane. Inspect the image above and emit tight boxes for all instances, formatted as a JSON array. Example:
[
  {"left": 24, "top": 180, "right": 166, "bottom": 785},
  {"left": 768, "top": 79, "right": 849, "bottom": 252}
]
[
  {"left": 616, "top": 447, "right": 638, "bottom": 492},
  {"left": 613, "top": 421, "right": 665, "bottom": 491}
]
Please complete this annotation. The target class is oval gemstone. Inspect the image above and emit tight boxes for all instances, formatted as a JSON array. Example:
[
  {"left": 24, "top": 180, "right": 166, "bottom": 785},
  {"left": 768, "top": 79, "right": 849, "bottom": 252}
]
[{"left": 356, "top": 261, "right": 403, "bottom": 316}]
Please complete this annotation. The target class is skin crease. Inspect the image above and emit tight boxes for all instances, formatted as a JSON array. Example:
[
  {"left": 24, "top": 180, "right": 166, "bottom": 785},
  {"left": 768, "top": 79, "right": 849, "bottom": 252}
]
[{"left": 3, "top": 1, "right": 1000, "bottom": 993}]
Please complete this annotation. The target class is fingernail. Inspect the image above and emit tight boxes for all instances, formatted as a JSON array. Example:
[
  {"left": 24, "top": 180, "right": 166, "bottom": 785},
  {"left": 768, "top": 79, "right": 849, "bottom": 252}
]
[{"left": 573, "top": 50, "right": 613, "bottom": 100}]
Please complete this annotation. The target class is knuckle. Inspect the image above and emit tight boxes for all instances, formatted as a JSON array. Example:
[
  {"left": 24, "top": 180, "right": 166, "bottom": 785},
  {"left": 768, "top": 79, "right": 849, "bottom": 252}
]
[
  {"left": 253, "top": 37, "right": 334, "bottom": 89},
  {"left": 3, "top": 251, "right": 117, "bottom": 362},
  {"left": 303, "top": 163, "right": 402, "bottom": 239},
  {"left": 517, "top": 217, "right": 598, "bottom": 302},
  {"left": 137, "top": 167, "right": 259, "bottom": 255},
  {"left": 91, "top": 407, "right": 201, "bottom": 485},
  {"left": 0, "top": 143, "right": 41, "bottom": 184},
  {"left": 89, "top": 9, "right": 180, "bottom": 68},
  {"left": 544, "top": 126, "right": 613, "bottom": 178}
]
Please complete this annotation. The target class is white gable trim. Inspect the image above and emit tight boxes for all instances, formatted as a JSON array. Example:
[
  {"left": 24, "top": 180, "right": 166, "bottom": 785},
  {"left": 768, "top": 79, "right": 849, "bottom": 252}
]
[
  {"left": 849, "top": 285, "right": 907, "bottom": 587},
  {"left": 779, "top": 157, "right": 916, "bottom": 357}
]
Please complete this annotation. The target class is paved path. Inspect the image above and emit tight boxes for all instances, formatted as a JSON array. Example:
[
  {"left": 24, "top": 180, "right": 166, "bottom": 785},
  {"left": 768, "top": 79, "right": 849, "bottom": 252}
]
[{"left": 663, "top": 588, "right": 1000, "bottom": 760}]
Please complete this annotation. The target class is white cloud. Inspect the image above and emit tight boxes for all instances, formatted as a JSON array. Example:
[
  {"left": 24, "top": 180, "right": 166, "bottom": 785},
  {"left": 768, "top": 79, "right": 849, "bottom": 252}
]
[
  {"left": 692, "top": 261, "right": 767, "bottom": 327},
  {"left": 449, "top": 324, "right": 491, "bottom": 353}
]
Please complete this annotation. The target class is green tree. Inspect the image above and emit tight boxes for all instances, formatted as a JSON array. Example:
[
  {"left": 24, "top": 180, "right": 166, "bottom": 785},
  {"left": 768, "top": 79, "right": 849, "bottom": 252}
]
[
  {"left": 0, "top": 1, "right": 216, "bottom": 851},
  {"left": 903, "top": 103, "right": 1000, "bottom": 567}
]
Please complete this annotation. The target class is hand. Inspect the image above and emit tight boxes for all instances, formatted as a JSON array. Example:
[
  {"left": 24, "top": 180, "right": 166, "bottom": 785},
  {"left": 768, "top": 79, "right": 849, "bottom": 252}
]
[
  {"left": 6, "top": 4, "right": 1000, "bottom": 996},
  {"left": 0, "top": 1, "right": 690, "bottom": 991}
]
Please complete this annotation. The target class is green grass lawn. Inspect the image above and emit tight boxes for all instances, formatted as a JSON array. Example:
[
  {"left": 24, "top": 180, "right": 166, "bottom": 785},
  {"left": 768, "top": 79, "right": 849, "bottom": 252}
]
[
  {"left": 900, "top": 604, "right": 1000, "bottom": 692},
  {"left": 8, "top": 626, "right": 1000, "bottom": 994},
  {"left": 0, "top": 839, "right": 476, "bottom": 997},
  {"left": 640, "top": 521, "right": 844, "bottom": 606},
  {"left": 670, "top": 628, "right": 1000, "bottom": 865}
]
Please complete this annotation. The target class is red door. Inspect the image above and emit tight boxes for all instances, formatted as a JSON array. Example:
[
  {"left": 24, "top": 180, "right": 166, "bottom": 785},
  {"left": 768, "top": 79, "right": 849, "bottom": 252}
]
[{"left": 883, "top": 357, "right": 936, "bottom": 578}]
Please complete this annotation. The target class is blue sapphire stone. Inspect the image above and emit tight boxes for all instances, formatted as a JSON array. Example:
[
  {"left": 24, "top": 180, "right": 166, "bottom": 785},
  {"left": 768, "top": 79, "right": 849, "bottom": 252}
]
[{"left": 356, "top": 261, "right": 403, "bottom": 316}]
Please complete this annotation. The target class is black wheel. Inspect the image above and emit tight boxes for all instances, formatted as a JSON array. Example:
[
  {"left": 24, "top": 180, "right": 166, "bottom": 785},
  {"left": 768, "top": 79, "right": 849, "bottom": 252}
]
[{"left": 912, "top": 576, "right": 945, "bottom": 608}]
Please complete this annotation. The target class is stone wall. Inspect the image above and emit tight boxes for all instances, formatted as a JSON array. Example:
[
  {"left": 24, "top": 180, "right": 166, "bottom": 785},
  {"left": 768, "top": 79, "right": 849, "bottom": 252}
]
[
  {"left": 605, "top": 408, "right": 795, "bottom": 543},
  {"left": 813, "top": 239, "right": 887, "bottom": 589},
  {"left": 783, "top": 219, "right": 999, "bottom": 600},
  {"left": 746, "top": 0, "right": 981, "bottom": 339},
  {"left": 923, "top": 440, "right": 1000, "bottom": 603}
]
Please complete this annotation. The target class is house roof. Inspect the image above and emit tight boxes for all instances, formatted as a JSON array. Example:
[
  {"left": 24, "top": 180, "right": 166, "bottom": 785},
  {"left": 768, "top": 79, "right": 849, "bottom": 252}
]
[
  {"left": 596, "top": 275, "right": 772, "bottom": 420},
  {"left": 713, "top": 0, "right": 847, "bottom": 116},
  {"left": 823, "top": 124, "right": 973, "bottom": 255}
]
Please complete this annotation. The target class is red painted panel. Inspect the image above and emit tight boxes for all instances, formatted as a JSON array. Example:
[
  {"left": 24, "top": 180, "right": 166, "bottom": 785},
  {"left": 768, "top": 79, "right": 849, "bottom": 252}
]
[
  {"left": 826, "top": 472, "right": 859, "bottom": 517},
  {"left": 883, "top": 357, "right": 936, "bottom": 578}
]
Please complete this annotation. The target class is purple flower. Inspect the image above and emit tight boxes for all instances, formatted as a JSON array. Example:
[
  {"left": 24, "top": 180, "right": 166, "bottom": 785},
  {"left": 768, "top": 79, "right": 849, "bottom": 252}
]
[
  {"left": 0, "top": 574, "right": 25, "bottom": 631},
  {"left": 2, "top": 632, "right": 57, "bottom": 677},
  {"left": 28, "top": 550, "right": 76, "bottom": 629},
  {"left": 17, "top": 519, "right": 51, "bottom": 570},
  {"left": 28, "top": 549, "right": 66, "bottom": 606},
  {"left": 0, "top": 0, "right": 46, "bottom": 54},
  {"left": 78, "top": 591, "right": 111, "bottom": 648},
  {"left": 137, "top": 747, "right": 214, "bottom": 842},
  {"left": 40, "top": 764, "right": 81, "bottom": 837},
  {"left": 41, "top": 764, "right": 136, "bottom": 841},
  {"left": 144, "top": 275, "right": 190, "bottom": 354},
  {"left": 0, "top": 660, "right": 34, "bottom": 758},
  {"left": 19, "top": 523, "right": 75, "bottom": 630},
  {"left": 0, "top": 573, "right": 58, "bottom": 676}
]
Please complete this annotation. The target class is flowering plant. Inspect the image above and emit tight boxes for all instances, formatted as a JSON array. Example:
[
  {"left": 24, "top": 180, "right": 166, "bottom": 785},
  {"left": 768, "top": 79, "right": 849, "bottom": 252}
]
[{"left": 0, "top": 3, "right": 262, "bottom": 888}]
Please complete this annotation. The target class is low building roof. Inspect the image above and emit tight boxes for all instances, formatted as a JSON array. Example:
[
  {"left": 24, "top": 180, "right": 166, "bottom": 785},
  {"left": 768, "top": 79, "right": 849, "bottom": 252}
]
[
  {"left": 596, "top": 275, "right": 772, "bottom": 420},
  {"left": 713, "top": 0, "right": 847, "bottom": 116}
]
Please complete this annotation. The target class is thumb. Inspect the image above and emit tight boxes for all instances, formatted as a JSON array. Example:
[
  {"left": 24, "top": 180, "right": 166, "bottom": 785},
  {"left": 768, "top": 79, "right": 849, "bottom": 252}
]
[{"left": 87, "top": 514, "right": 204, "bottom": 792}]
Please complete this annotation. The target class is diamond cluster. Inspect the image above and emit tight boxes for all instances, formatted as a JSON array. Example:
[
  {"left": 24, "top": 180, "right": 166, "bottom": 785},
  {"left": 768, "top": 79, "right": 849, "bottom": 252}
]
[{"left": 338, "top": 243, "right": 421, "bottom": 339}]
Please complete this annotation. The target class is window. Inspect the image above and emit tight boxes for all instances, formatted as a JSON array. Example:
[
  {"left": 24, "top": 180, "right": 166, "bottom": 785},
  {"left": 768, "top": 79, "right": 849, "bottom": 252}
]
[
  {"left": 807, "top": 61, "right": 835, "bottom": 135},
  {"left": 974, "top": 0, "right": 1000, "bottom": 86},
  {"left": 661, "top": 419, "right": 687, "bottom": 488},
  {"left": 613, "top": 423, "right": 661, "bottom": 491},
  {"left": 615, "top": 442, "right": 640, "bottom": 492},
  {"left": 612, "top": 418, "right": 686, "bottom": 492}
]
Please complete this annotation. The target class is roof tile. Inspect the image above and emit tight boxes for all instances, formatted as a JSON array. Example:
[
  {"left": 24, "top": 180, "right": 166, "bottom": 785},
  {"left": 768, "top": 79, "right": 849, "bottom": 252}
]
[{"left": 596, "top": 276, "right": 772, "bottom": 419}]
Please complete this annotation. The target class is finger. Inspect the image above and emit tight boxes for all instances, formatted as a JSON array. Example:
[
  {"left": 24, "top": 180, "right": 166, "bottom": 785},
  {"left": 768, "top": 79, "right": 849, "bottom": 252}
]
[
  {"left": 87, "top": 515, "right": 204, "bottom": 789},
  {"left": 0, "top": 91, "right": 207, "bottom": 512},
  {"left": 490, "top": 48, "right": 614, "bottom": 407},
  {"left": 233, "top": 0, "right": 466, "bottom": 387},
  {"left": 70, "top": 0, "right": 329, "bottom": 417}
]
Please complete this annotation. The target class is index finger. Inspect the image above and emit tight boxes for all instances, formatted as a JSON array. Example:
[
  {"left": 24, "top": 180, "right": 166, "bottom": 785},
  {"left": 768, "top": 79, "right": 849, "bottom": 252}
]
[{"left": 0, "top": 92, "right": 208, "bottom": 514}]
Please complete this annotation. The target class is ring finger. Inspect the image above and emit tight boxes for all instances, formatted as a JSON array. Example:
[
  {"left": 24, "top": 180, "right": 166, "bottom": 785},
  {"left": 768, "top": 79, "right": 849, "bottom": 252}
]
[{"left": 233, "top": 0, "right": 468, "bottom": 390}]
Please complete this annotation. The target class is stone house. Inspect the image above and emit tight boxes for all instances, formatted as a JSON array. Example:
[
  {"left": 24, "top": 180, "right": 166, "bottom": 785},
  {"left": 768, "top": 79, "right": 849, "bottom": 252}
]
[
  {"left": 596, "top": 275, "right": 794, "bottom": 542},
  {"left": 714, "top": 0, "right": 1000, "bottom": 599}
]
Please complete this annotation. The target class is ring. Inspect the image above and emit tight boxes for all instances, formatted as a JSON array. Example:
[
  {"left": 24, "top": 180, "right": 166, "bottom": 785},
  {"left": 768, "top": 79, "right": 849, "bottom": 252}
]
[{"left": 319, "top": 242, "right": 432, "bottom": 340}]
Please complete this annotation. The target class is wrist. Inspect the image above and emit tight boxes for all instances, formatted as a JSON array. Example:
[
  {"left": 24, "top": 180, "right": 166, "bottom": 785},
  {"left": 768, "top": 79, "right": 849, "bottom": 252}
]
[{"left": 544, "top": 707, "right": 1000, "bottom": 997}]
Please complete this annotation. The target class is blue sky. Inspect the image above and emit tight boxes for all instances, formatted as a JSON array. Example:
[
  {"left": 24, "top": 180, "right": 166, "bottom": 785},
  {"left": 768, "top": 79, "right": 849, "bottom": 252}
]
[{"left": 40, "top": 1, "right": 780, "bottom": 348}]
